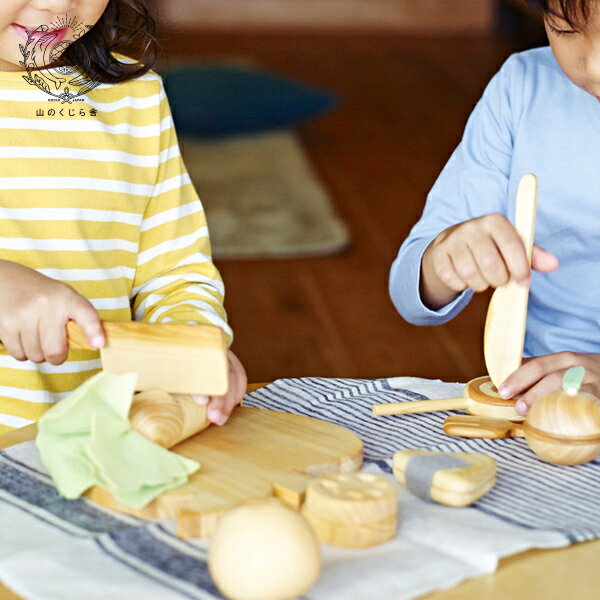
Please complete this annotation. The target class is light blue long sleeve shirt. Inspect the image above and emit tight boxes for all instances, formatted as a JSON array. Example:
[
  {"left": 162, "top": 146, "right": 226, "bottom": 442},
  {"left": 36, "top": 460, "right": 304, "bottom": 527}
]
[{"left": 390, "top": 47, "right": 600, "bottom": 357}]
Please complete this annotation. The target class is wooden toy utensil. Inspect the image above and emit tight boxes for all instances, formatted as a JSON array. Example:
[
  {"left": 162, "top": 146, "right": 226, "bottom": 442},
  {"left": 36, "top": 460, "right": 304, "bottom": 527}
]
[
  {"left": 372, "top": 376, "right": 522, "bottom": 420},
  {"left": 68, "top": 320, "right": 229, "bottom": 395},
  {"left": 443, "top": 415, "right": 525, "bottom": 439},
  {"left": 0, "top": 320, "right": 229, "bottom": 395},
  {"left": 484, "top": 173, "right": 538, "bottom": 389},
  {"left": 444, "top": 368, "right": 600, "bottom": 467}
]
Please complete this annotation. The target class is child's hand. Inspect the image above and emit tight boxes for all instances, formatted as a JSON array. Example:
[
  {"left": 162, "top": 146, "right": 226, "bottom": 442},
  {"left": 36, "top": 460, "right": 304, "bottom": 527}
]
[
  {"left": 193, "top": 350, "right": 247, "bottom": 426},
  {"left": 420, "top": 213, "right": 558, "bottom": 309},
  {"left": 498, "top": 353, "right": 600, "bottom": 415},
  {"left": 0, "top": 260, "right": 104, "bottom": 364}
]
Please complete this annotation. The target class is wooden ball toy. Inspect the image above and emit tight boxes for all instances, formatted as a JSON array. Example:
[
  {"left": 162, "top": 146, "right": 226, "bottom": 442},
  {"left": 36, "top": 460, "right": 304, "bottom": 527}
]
[
  {"left": 523, "top": 367, "right": 600, "bottom": 466},
  {"left": 301, "top": 472, "right": 397, "bottom": 548},
  {"left": 372, "top": 376, "right": 521, "bottom": 420},
  {"left": 208, "top": 498, "right": 321, "bottom": 600}
]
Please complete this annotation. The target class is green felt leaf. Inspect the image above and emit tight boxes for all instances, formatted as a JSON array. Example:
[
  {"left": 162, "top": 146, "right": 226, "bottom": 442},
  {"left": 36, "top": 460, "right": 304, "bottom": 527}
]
[
  {"left": 563, "top": 366, "right": 585, "bottom": 395},
  {"left": 36, "top": 370, "right": 199, "bottom": 508}
]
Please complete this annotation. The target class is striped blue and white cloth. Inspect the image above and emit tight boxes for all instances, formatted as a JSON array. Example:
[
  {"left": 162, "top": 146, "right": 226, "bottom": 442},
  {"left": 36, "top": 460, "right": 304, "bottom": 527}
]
[
  {"left": 245, "top": 376, "right": 600, "bottom": 543},
  {"left": 0, "top": 376, "right": 589, "bottom": 600}
]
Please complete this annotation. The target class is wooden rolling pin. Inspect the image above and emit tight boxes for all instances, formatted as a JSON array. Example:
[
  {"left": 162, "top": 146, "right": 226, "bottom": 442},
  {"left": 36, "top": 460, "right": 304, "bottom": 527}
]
[{"left": 129, "top": 389, "right": 210, "bottom": 448}]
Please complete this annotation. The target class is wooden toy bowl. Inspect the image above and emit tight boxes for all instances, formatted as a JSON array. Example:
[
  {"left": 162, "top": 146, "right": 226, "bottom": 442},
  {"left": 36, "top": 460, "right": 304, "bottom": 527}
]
[
  {"left": 523, "top": 386, "right": 600, "bottom": 466},
  {"left": 443, "top": 368, "right": 600, "bottom": 467},
  {"left": 372, "top": 376, "right": 522, "bottom": 421}
]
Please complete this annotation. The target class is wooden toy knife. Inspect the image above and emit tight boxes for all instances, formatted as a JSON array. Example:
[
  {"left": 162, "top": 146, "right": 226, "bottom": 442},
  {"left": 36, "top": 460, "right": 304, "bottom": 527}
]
[
  {"left": 484, "top": 173, "right": 538, "bottom": 390},
  {"left": 1, "top": 321, "right": 229, "bottom": 395}
]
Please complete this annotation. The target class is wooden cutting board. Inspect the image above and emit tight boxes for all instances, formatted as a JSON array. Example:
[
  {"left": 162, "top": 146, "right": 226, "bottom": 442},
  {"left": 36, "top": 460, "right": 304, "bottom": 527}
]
[{"left": 87, "top": 406, "right": 364, "bottom": 537}]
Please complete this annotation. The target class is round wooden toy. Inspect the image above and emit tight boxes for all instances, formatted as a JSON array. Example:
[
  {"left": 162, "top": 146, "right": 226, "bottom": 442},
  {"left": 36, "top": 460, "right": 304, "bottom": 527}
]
[
  {"left": 523, "top": 367, "right": 600, "bottom": 465},
  {"left": 208, "top": 498, "right": 321, "bottom": 600},
  {"left": 301, "top": 472, "right": 397, "bottom": 548},
  {"left": 372, "top": 376, "right": 522, "bottom": 420}
]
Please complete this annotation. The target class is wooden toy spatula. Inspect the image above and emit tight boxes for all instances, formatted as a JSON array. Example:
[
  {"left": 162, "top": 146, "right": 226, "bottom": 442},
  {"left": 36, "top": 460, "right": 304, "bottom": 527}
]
[
  {"left": 65, "top": 321, "right": 228, "bottom": 395},
  {"left": 484, "top": 173, "right": 538, "bottom": 389}
]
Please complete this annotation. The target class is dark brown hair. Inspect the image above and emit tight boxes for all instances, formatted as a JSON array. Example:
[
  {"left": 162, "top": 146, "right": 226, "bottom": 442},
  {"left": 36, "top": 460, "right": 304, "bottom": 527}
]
[
  {"left": 52, "top": 0, "right": 160, "bottom": 83},
  {"left": 527, "top": 0, "right": 594, "bottom": 28}
]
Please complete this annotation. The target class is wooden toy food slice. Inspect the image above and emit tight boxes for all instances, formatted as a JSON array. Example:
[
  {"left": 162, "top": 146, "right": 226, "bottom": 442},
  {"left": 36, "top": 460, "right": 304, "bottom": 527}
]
[
  {"left": 484, "top": 173, "right": 538, "bottom": 389},
  {"left": 301, "top": 472, "right": 397, "bottom": 548},
  {"left": 393, "top": 449, "right": 496, "bottom": 507},
  {"left": 372, "top": 376, "right": 521, "bottom": 420},
  {"left": 86, "top": 406, "right": 364, "bottom": 538}
]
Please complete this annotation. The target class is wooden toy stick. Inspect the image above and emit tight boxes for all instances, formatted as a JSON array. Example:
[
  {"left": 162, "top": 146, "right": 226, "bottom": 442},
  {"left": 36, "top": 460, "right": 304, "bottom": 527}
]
[
  {"left": 372, "top": 377, "right": 521, "bottom": 420},
  {"left": 372, "top": 397, "right": 467, "bottom": 416},
  {"left": 129, "top": 389, "right": 210, "bottom": 448},
  {"left": 484, "top": 174, "right": 538, "bottom": 389}
]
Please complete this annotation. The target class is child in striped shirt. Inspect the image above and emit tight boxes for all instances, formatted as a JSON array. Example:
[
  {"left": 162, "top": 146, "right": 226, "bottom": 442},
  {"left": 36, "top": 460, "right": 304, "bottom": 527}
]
[{"left": 0, "top": 0, "right": 247, "bottom": 434}]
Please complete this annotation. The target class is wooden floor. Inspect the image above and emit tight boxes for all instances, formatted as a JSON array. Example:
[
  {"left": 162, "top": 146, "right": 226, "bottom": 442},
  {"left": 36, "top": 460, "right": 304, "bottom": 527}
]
[{"left": 156, "top": 31, "right": 531, "bottom": 385}]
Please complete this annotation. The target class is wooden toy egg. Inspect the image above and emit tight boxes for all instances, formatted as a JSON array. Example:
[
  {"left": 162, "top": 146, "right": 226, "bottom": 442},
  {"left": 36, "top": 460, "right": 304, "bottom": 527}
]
[
  {"left": 208, "top": 498, "right": 321, "bottom": 600},
  {"left": 523, "top": 367, "right": 600, "bottom": 466}
]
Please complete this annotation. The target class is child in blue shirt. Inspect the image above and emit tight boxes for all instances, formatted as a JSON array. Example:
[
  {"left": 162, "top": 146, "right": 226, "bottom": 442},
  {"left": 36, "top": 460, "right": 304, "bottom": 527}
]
[{"left": 390, "top": 0, "right": 600, "bottom": 414}]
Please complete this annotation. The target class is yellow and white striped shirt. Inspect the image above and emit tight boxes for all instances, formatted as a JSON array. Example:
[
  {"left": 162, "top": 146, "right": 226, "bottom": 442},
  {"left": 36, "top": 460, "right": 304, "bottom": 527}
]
[{"left": 0, "top": 61, "right": 231, "bottom": 434}]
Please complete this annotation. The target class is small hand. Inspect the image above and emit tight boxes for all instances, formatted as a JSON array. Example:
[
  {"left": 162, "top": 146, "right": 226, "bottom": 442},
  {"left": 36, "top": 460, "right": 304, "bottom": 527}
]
[
  {"left": 498, "top": 352, "right": 600, "bottom": 415},
  {"left": 421, "top": 213, "right": 558, "bottom": 309},
  {"left": 0, "top": 260, "right": 104, "bottom": 364},
  {"left": 193, "top": 350, "right": 247, "bottom": 426}
]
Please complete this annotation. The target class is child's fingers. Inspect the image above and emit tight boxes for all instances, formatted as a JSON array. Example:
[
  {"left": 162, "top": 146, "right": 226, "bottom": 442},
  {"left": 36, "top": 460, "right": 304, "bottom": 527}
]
[
  {"left": 207, "top": 396, "right": 228, "bottom": 426},
  {"left": 468, "top": 235, "right": 510, "bottom": 288},
  {"left": 531, "top": 246, "right": 559, "bottom": 273},
  {"left": 432, "top": 251, "right": 466, "bottom": 292},
  {"left": 489, "top": 222, "right": 531, "bottom": 285},
  {"left": 39, "top": 319, "right": 68, "bottom": 365},
  {"left": 451, "top": 245, "right": 489, "bottom": 292},
  {"left": 1, "top": 329, "right": 26, "bottom": 362},
  {"left": 206, "top": 352, "right": 247, "bottom": 426},
  {"left": 514, "top": 371, "right": 565, "bottom": 415},
  {"left": 20, "top": 323, "right": 44, "bottom": 364},
  {"left": 69, "top": 297, "right": 105, "bottom": 348}
]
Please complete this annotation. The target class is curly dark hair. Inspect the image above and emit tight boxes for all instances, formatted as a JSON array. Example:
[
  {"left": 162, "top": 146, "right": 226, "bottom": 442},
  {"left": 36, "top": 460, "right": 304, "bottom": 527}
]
[
  {"left": 527, "top": 0, "right": 594, "bottom": 28},
  {"left": 51, "top": 0, "right": 160, "bottom": 83}
]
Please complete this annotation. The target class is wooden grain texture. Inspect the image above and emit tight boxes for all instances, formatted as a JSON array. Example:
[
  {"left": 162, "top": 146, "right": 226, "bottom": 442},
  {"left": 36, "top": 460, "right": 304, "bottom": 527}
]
[
  {"left": 156, "top": 0, "right": 494, "bottom": 33},
  {"left": 2, "top": 410, "right": 600, "bottom": 598},
  {"left": 523, "top": 389, "right": 600, "bottom": 465},
  {"left": 373, "top": 396, "right": 467, "bottom": 416},
  {"left": 484, "top": 174, "right": 538, "bottom": 389},
  {"left": 87, "top": 406, "right": 364, "bottom": 538},
  {"left": 372, "top": 377, "right": 520, "bottom": 419},
  {"left": 393, "top": 450, "right": 497, "bottom": 507},
  {"left": 443, "top": 415, "right": 525, "bottom": 439},
  {"left": 129, "top": 390, "right": 210, "bottom": 448},
  {"left": 301, "top": 472, "right": 397, "bottom": 547}
]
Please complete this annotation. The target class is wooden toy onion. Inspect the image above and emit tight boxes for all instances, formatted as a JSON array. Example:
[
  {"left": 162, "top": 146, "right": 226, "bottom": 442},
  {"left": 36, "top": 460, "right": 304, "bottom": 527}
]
[
  {"left": 523, "top": 367, "right": 600, "bottom": 465},
  {"left": 208, "top": 498, "right": 321, "bottom": 600}
]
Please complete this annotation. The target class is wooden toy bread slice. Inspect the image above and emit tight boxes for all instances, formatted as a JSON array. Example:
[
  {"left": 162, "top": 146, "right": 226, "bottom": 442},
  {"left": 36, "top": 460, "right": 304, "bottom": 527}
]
[
  {"left": 301, "top": 472, "right": 397, "bottom": 548},
  {"left": 393, "top": 450, "right": 496, "bottom": 507}
]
